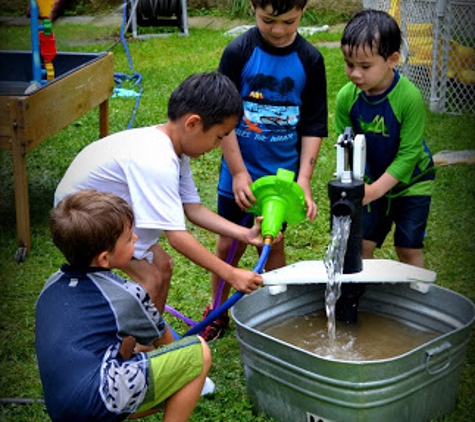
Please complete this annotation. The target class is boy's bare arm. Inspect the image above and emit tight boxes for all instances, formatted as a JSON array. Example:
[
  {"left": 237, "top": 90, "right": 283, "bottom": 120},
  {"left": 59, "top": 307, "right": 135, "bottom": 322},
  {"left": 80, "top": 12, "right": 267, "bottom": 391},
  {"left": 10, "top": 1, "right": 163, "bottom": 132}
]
[
  {"left": 363, "top": 172, "right": 399, "bottom": 205},
  {"left": 121, "top": 325, "right": 176, "bottom": 358},
  {"left": 152, "top": 325, "right": 176, "bottom": 347},
  {"left": 297, "top": 135, "right": 322, "bottom": 221},
  {"left": 220, "top": 131, "right": 256, "bottom": 209},
  {"left": 164, "top": 229, "right": 263, "bottom": 293},
  {"left": 183, "top": 202, "right": 264, "bottom": 246}
]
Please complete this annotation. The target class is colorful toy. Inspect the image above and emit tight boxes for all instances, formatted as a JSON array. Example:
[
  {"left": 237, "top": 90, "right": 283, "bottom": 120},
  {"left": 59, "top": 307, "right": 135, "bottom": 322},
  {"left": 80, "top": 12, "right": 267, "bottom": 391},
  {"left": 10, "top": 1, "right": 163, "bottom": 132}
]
[
  {"left": 248, "top": 168, "right": 306, "bottom": 241},
  {"left": 29, "top": 0, "right": 57, "bottom": 85}
]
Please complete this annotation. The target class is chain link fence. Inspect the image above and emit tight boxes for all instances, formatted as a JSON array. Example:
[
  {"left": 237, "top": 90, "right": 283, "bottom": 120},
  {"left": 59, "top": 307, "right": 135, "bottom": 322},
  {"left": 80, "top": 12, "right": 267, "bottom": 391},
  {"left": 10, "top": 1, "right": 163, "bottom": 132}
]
[{"left": 364, "top": 0, "right": 475, "bottom": 114}]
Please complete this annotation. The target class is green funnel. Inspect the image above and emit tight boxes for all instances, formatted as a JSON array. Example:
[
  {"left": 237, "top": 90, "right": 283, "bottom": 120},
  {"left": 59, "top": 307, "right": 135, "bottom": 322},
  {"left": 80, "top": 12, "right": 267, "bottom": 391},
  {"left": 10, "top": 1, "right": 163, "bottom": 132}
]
[{"left": 248, "top": 168, "right": 306, "bottom": 239}]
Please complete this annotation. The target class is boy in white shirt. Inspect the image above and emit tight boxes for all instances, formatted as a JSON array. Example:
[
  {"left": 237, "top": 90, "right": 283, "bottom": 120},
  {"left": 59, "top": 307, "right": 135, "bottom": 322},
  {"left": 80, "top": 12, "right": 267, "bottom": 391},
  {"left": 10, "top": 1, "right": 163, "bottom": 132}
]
[{"left": 55, "top": 72, "right": 265, "bottom": 313}]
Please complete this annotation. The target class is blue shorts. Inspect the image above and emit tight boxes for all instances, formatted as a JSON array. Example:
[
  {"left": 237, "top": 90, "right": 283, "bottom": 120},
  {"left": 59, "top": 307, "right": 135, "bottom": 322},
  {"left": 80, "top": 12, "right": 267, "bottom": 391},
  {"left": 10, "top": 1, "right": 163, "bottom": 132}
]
[
  {"left": 363, "top": 195, "right": 431, "bottom": 249},
  {"left": 217, "top": 195, "right": 254, "bottom": 227}
]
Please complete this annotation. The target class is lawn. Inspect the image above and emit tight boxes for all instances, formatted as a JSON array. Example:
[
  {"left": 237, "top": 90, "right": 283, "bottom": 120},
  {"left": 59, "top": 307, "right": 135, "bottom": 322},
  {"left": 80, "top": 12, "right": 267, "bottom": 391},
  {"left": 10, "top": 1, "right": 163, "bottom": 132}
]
[{"left": 0, "top": 14, "right": 474, "bottom": 422}]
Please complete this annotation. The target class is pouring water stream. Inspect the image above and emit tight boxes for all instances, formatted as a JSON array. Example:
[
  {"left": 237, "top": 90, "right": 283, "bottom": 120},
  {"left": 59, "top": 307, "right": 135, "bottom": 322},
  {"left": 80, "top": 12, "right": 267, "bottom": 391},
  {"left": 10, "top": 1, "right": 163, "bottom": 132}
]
[{"left": 324, "top": 214, "right": 352, "bottom": 347}]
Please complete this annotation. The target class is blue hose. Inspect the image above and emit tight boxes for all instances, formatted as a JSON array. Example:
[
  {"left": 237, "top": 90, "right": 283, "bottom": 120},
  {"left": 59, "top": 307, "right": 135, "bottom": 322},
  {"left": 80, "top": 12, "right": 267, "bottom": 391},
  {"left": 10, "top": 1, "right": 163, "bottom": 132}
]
[
  {"left": 29, "top": 0, "right": 44, "bottom": 84},
  {"left": 167, "top": 322, "right": 180, "bottom": 340},
  {"left": 115, "top": 0, "right": 143, "bottom": 129},
  {"left": 183, "top": 242, "right": 272, "bottom": 337}
]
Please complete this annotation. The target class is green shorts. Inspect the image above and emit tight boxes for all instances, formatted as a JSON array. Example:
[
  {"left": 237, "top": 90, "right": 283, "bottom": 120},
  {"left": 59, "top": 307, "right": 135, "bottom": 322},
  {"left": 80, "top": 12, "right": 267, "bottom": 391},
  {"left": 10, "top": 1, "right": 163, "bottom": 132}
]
[{"left": 136, "top": 335, "right": 203, "bottom": 413}]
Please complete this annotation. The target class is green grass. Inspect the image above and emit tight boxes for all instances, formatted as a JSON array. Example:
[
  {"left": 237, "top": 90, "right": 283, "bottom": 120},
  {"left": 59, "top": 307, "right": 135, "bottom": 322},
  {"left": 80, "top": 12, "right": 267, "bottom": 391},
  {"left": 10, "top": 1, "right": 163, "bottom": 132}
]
[{"left": 1, "top": 17, "right": 475, "bottom": 422}]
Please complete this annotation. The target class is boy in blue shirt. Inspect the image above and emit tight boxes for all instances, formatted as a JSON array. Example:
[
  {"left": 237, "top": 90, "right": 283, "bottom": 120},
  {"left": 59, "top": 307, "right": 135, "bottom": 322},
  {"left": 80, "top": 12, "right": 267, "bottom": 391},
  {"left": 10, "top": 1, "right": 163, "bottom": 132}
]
[
  {"left": 203, "top": 0, "right": 328, "bottom": 342},
  {"left": 334, "top": 10, "right": 435, "bottom": 322},
  {"left": 36, "top": 189, "right": 212, "bottom": 422}
]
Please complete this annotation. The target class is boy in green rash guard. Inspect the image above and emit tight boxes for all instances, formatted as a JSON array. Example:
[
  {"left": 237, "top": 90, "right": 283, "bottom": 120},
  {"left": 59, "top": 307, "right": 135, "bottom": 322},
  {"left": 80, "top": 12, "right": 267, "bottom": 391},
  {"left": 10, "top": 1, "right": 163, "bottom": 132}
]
[{"left": 334, "top": 10, "right": 435, "bottom": 322}]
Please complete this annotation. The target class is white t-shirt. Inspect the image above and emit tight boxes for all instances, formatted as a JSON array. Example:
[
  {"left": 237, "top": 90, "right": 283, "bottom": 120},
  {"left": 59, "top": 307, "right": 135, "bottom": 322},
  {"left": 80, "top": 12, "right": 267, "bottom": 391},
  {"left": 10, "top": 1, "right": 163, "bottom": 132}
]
[{"left": 55, "top": 125, "right": 201, "bottom": 259}]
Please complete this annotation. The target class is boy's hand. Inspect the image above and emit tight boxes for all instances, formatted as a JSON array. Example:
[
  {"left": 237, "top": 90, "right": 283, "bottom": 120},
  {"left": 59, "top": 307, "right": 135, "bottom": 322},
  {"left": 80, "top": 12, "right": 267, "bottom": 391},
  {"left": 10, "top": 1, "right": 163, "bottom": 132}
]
[
  {"left": 232, "top": 171, "right": 255, "bottom": 210},
  {"left": 304, "top": 195, "right": 318, "bottom": 221},
  {"left": 298, "top": 180, "right": 318, "bottom": 221},
  {"left": 228, "top": 267, "right": 263, "bottom": 294},
  {"left": 246, "top": 216, "right": 264, "bottom": 246},
  {"left": 119, "top": 336, "right": 136, "bottom": 359},
  {"left": 247, "top": 216, "right": 283, "bottom": 245}
]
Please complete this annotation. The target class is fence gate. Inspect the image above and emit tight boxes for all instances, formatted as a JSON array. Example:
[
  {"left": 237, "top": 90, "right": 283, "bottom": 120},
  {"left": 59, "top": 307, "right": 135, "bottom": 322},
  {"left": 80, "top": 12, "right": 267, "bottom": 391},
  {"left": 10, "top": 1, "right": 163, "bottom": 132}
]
[{"left": 364, "top": 0, "right": 475, "bottom": 114}]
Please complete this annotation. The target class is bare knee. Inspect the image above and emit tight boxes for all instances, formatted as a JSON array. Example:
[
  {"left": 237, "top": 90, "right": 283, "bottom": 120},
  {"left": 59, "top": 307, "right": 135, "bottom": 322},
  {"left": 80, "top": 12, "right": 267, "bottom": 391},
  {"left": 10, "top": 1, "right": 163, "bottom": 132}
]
[
  {"left": 264, "top": 235, "right": 285, "bottom": 271},
  {"left": 124, "top": 249, "right": 172, "bottom": 312},
  {"left": 216, "top": 235, "right": 246, "bottom": 266},
  {"left": 199, "top": 337, "right": 212, "bottom": 374},
  {"left": 362, "top": 240, "right": 376, "bottom": 259},
  {"left": 159, "top": 255, "right": 173, "bottom": 283},
  {"left": 138, "top": 265, "right": 165, "bottom": 306},
  {"left": 215, "top": 236, "right": 236, "bottom": 259},
  {"left": 151, "top": 245, "right": 173, "bottom": 282},
  {"left": 396, "top": 247, "right": 424, "bottom": 268}
]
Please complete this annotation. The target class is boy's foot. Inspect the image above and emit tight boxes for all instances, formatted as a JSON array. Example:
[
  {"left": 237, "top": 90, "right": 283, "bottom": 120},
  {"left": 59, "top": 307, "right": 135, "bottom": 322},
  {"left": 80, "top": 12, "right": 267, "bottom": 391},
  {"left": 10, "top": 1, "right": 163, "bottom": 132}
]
[{"left": 201, "top": 305, "right": 229, "bottom": 343}]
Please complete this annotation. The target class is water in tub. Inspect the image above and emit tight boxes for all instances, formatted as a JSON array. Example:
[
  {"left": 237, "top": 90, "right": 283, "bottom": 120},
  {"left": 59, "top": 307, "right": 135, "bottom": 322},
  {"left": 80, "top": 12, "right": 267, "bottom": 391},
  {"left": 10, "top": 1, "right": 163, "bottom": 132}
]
[{"left": 263, "top": 215, "right": 439, "bottom": 361}]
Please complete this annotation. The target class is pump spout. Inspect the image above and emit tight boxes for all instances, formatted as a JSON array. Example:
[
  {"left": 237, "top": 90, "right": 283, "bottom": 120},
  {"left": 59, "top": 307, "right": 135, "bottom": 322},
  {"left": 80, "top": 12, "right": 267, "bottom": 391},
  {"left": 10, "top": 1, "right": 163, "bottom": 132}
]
[{"left": 328, "top": 179, "right": 364, "bottom": 273}]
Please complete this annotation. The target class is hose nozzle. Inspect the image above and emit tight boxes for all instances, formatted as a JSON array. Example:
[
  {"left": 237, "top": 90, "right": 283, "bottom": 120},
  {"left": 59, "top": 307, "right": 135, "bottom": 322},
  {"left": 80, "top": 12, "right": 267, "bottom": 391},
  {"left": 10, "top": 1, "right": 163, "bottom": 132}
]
[{"left": 264, "top": 235, "right": 274, "bottom": 245}]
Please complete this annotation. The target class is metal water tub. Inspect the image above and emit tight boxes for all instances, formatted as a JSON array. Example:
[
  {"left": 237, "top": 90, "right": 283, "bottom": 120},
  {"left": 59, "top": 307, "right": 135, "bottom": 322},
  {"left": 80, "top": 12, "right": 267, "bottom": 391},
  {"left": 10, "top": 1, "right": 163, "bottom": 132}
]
[{"left": 232, "top": 282, "right": 475, "bottom": 422}]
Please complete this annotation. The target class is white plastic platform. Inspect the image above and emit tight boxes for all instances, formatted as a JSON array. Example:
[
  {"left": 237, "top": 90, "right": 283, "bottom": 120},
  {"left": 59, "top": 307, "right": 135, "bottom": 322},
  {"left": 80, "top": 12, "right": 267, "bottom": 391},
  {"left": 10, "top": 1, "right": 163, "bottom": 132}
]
[{"left": 262, "top": 259, "right": 437, "bottom": 295}]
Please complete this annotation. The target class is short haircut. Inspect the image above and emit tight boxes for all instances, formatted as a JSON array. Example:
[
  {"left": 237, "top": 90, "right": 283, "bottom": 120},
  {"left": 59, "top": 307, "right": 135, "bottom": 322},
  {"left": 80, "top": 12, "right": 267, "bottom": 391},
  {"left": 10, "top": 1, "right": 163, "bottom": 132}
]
[
  {"left": 251, "top": 0, "right": 308, "bottom": 15},
  {"left": 167, "top": 72, "right": 243, "bottom": 131},
  {"left": 50, "top": 190, "right": 134, "bottom": 268},
  {"left": 341, "top": 9, "right": 401, "bottom": 60}
]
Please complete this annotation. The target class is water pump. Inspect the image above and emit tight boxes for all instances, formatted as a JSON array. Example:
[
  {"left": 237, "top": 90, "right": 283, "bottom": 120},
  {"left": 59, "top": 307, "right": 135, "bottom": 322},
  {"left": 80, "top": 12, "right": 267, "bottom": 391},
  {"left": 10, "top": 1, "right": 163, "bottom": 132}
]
[
  {"left": 261, "top": 130, "right": 436, "bottom": 296},
  {"left": 328, "top": 127, "right": 366, "bottom": 274}
]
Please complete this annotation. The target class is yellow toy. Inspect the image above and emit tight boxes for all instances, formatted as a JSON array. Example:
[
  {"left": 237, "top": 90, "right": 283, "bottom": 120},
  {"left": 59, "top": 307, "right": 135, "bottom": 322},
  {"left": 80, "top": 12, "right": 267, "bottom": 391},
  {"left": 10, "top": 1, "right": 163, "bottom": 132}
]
[{"left": 389, "top": 0, "right": 475, "bottom": 84}]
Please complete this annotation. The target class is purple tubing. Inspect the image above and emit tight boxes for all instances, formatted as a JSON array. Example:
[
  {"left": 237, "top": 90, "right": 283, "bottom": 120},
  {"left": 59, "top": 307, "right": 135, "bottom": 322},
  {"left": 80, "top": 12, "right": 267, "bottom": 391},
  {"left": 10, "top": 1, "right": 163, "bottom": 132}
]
[
  {"left": 213, "top": 239, "right": 238, "bottom": 310},
  {"left": 183, "top": 242, "right": 271, "bottom": 337},
  {"left": 213, "top": 213, "right": 253, "bottom": 309},
  {"left": 165, "top": 214, "right": 253, "bottom": 327},
  {"left": 164, "top": 304, "right": 198, "bottom": 327}
]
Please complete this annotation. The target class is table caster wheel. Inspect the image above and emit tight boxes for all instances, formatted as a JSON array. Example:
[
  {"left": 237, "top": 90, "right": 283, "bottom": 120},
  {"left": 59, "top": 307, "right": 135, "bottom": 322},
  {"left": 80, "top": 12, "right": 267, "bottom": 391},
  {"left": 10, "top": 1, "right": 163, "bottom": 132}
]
[{"left": 14, "top": 246, "right": 27, "bottom": 263}]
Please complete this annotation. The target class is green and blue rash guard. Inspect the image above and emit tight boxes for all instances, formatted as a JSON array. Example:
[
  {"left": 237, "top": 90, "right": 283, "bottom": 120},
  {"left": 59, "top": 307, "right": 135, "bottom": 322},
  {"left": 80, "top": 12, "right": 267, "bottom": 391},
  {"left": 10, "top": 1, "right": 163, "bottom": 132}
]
[
  {"left": 218, "top": 27, "right": 328, "bottom": 198},
  {"left": 335, "top": 71, "right": 435, "bottom": 197},
  {"left": 35, "top": 265, "right": 166, "bottom": 422}
]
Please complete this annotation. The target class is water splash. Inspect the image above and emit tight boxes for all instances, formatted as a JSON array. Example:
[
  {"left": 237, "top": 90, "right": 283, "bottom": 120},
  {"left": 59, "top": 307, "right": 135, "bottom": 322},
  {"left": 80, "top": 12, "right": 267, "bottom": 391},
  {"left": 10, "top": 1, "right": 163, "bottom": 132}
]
[{"left": 324, "top": 215, "right": 351, "bottom": 347}]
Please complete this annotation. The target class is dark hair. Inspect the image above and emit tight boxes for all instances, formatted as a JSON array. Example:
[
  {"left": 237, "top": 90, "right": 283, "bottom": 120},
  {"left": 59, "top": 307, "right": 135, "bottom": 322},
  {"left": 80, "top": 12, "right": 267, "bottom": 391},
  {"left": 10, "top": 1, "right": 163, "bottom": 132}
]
[
  {"left": 251, "top": 0, "right": 308, "bottom": 15},
  {"left": 167, "top": 72, "right": 243, "bottom": 131},
  {"left": 341, "top": 9, "right": 401, "bottom": 59},
  {"left": 50, "top": 190, "right": 134, "bottom": 267}
]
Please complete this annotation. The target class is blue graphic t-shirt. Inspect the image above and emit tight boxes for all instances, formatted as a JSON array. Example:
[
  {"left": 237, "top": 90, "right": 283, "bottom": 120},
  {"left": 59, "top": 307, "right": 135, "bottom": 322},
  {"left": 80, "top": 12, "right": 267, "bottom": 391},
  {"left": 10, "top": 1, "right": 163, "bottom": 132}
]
[{"left": 218, "top": 27, "right": 327, "bottom": 198}]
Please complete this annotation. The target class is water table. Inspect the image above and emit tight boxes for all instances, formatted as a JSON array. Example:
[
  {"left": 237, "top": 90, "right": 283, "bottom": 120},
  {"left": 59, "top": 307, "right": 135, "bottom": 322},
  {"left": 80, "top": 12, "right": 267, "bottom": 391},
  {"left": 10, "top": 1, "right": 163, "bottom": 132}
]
[{"left": 0, "top": 50, "right": 114, "bottom": 261}]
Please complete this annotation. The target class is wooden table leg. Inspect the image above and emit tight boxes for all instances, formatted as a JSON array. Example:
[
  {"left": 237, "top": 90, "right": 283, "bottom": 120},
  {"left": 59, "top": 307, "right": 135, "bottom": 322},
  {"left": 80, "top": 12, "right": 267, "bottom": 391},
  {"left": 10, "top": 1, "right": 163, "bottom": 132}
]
[
  {"left": 99, "top": 99, "right": 109, "bottom": 138},
  {"left": 11, "top": 130, "right": 30, "bottom": 260}
]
